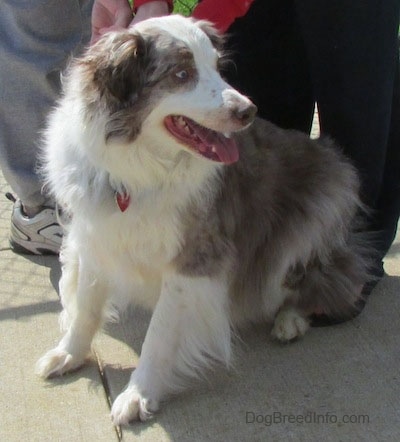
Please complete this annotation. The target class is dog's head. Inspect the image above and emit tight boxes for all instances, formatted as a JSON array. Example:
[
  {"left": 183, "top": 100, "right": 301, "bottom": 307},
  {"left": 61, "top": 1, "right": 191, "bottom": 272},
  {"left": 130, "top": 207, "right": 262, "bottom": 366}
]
[{"left": 71, "top": 15, "right": 257, "bottom": 165}]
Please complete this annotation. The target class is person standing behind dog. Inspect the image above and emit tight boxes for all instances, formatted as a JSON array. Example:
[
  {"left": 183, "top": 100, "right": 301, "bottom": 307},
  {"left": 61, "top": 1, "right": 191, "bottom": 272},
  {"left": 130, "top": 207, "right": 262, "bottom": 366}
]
[
  {"left": 106, "top": 0, "right": 399, "bottom": 302},
  {"left": 206, "top": 0, "right": 400, "bottom": 294},
  {"left": 0, "top": 0, "right": 145, "bottom": 255},
  {"left": 0, "top": 1, "right": 94, "bottom": 254}
]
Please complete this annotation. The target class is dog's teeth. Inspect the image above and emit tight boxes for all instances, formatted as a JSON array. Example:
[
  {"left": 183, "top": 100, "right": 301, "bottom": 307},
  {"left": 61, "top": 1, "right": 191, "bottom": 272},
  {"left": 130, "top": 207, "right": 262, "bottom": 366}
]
[
  {"left": 224, "top": 132, "right": 231, "bottom": 138},
  {"left": 211, "top": 146, "right": 217, "bottom": 153},
  {"left": 175, "top": 117, "right": 192, "bottom": 135}
]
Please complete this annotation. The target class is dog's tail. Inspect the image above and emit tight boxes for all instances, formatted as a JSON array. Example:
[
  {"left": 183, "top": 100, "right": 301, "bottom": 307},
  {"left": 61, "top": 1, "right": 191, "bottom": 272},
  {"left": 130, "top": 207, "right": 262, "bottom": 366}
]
[{"left": 295, "top": 227, "right": 379, "bottom": 324}]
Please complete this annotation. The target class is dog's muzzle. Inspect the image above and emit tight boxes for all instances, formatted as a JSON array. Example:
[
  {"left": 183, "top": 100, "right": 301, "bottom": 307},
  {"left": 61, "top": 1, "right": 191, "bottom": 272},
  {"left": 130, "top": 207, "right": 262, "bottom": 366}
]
[{"left": 223, "top": 89, "right": 257, "bottom": 127}]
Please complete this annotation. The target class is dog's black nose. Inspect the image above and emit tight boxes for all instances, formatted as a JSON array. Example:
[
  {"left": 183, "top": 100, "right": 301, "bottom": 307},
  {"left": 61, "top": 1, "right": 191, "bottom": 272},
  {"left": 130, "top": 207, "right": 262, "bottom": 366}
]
[{"left": 232, "top": 102, "right": 257, "bottom": 126}]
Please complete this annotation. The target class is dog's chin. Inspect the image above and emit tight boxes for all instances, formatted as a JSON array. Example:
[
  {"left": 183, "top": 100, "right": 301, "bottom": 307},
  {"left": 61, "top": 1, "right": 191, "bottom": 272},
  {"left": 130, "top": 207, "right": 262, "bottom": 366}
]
[{"left": 164, "top": 115, "right": 239, "bottom": 164}]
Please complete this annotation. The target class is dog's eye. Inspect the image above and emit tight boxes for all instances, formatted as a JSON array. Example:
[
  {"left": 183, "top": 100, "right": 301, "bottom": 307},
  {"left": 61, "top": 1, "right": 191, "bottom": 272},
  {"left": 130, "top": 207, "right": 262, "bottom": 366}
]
[{"left": 175, "top": 69, "right": 189, "bottom": 81}]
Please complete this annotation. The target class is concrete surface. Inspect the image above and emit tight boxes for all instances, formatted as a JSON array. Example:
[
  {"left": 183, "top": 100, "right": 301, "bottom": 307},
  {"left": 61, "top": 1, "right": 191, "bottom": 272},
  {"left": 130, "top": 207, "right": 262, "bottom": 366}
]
[{"left": 1, "top": 164, "right": 399, "bottom": 442}]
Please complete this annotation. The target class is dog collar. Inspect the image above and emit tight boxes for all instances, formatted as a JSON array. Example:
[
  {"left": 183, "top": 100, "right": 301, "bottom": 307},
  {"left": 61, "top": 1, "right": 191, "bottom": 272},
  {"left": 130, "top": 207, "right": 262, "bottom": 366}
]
[{"left": 115, "top": 190, "right": 130, "bottom": 212}]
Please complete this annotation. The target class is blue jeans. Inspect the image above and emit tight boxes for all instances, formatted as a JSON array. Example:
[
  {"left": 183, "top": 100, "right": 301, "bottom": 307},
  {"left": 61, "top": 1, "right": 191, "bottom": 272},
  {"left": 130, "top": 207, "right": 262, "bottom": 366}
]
[{"left": 0, "top": 0, "right": 93, "bottom": 207}]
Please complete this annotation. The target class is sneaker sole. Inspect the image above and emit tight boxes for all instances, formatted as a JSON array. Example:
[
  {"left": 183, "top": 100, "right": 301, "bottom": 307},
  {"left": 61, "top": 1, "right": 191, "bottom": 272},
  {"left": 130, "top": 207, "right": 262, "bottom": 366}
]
[{"left": 10, "top": 238, "right": 59, "bottom": 256}]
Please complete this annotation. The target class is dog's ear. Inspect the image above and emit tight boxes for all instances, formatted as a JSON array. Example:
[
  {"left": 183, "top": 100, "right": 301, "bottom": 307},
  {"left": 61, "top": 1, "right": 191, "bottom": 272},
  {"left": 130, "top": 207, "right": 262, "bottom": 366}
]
[
  {"left": 193, "top": 19, "right": 232, "bottom": 76},
  {"left": 193, "top": 19, "right": 226, "bottom": 52},
  {"left": 91, "top": 32, "right": 148, "bottom": 105}
]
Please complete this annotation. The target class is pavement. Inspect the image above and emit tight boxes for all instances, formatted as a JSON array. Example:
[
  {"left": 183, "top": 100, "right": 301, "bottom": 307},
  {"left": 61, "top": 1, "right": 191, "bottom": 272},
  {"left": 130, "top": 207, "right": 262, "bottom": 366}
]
[{"left": 0, "top": 164, "right": 399, "bottom": 442}]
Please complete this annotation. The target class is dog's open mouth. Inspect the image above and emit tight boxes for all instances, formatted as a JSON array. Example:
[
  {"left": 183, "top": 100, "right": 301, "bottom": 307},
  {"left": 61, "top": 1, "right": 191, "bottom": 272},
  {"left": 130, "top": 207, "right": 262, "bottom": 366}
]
[{"left": 164, "top": 115, "right": 239, "bottom": 164}]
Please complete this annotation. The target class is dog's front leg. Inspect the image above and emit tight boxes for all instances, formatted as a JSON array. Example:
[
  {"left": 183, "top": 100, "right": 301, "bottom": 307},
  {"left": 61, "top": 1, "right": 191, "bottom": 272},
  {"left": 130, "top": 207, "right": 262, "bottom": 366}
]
[
  {"left": 111, "top": 271, "right": 232, "bottom": 425},
  {"left": 36, "top": 256, "right": 108, "bottom": 378}
]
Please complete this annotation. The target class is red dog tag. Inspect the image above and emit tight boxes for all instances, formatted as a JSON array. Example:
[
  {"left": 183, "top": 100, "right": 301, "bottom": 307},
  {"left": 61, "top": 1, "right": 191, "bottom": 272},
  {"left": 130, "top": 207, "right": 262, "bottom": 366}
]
[{"left": 115, "top": 191, "right": 130, "bottom": 212}]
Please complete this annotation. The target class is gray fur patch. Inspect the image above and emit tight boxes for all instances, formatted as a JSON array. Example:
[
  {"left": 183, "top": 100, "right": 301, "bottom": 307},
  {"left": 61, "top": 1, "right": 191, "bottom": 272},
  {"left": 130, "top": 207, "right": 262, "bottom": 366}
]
[
  {"left": 71, "top": 28, "right": 200, "bottom": 142},
  {"left": 175, "top": 118, "right": 370, "bottom": 323}
]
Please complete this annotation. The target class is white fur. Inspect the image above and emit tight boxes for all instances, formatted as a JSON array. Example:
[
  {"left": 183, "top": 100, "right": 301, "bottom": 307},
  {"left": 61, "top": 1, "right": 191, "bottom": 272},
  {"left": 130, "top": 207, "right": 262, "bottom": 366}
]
[
  {"left": 111, "top": 272, "right": 232, "bottom": 424},
  {"left": 36, "top": 16, "right": 350, "bottom": 425},
  {"left": 36, "top": 16, "right": 254, "bottom": 424},
  {"left": 271, "top": 307, "right": 310, "bottom": 342}
]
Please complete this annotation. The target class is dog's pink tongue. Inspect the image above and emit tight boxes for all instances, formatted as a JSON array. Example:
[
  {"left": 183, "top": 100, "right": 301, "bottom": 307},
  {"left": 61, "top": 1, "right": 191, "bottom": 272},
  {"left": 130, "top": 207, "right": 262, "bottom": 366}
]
[
  {"left": 214, "top": 134, "right": 239, "bottom": 164},
  {"left": 195, "top": 126, "right": 239, "bottom": 164}
]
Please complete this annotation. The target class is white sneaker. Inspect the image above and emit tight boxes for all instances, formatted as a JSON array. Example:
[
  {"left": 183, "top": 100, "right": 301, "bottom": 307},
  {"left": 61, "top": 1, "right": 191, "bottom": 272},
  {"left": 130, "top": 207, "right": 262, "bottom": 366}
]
[{"left": 8, "top": 196, "right": 62, "bottom": 255}]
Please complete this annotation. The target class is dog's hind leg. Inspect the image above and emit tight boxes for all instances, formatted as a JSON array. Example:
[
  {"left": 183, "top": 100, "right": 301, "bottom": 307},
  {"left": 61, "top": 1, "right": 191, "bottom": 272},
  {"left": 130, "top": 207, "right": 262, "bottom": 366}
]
[
  {"left": 269, "top": 269, "right": 310, "bottom": 342},
  {"left": 36, "top": 254, "right": 108, "bottom": 378},
  {"left": 271, "top": 305, "right": 310, "bottom": 342},
  {"left": 111, "top": 271, "right": 232, "bottom": 424},
  {"left": 292, "top": 246, "right": 368, "bottom": 325}
]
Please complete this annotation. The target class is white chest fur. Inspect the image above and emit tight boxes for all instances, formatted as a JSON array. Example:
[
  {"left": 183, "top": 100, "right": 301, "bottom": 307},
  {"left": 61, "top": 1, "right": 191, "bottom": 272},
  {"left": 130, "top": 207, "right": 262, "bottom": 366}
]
[{"left": 89, "top": 188, "right": 185, "bottom": 270}]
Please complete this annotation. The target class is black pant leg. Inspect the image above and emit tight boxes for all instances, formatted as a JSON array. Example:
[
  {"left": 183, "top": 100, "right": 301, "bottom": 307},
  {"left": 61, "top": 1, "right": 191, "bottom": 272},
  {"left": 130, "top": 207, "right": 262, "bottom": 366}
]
[
  {"left": 225, "top": 0, "right": 315, "bottom": 133},
  {"left": 225, "top": 0, "right": 400, "bottom": 265},
  {"left": 372, "top": 60, "right": 400, "bottom": 257},
  {"left": 295, "top": 0, "right": 400, "bottom": 207},
  {"left": 295, "top": 0, "right": 400, "bottom": 264}
]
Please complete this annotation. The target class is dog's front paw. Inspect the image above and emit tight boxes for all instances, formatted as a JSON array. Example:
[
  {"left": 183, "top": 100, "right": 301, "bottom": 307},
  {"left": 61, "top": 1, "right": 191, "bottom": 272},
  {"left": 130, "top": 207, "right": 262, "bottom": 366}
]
[
  {"left": 271, "top": 308, "right": 309, "bottom": 342},
  {"left": 35, "top": 348, "right": 85, "bottom": 378},
  {"left": 111, "top": 386, "right": 159, "bottom": 425}
]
